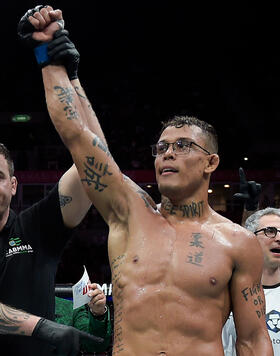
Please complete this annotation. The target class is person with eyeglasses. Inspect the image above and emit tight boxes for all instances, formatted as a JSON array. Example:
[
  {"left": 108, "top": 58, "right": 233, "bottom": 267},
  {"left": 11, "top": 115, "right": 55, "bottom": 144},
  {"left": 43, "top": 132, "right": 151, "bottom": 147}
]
[
  {"left": 18, "top": 5, "right": 273, "bottom": 355},
  {"left": 223, "top": 207, "right": 280, "bottom": 355}
]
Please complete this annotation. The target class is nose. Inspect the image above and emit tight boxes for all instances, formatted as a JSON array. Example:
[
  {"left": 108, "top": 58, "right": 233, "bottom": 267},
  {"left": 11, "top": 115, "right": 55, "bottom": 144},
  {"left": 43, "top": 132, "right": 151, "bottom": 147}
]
[{"left": 163, "top": 144, "right": 176, "bottom": 159}]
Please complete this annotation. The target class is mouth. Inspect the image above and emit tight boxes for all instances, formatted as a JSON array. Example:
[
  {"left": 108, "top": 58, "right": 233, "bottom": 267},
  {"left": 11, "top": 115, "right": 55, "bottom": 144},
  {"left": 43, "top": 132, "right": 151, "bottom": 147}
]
[
  {"left": 160, "top": 167, "right": 179, "bottom": 175},
  {"left": 270, "top": 248, "right": 280, "bottom": 256}
]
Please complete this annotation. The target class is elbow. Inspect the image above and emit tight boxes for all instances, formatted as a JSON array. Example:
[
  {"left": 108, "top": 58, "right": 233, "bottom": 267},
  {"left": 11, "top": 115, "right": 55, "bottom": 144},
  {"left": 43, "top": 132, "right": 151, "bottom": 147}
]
[{"left": 236, "top": 332, "right": 272, "bottom": 355}]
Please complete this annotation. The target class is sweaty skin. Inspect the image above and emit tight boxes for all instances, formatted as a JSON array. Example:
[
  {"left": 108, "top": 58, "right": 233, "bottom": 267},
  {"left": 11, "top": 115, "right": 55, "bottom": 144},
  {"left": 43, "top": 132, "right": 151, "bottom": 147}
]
[
  {"left": 32, "top": 6, "right": 272, "bottom": 354},
  {"left": 41, "top": 66, "right": 271, "bottom": 354},
  {"left": 109, "top": 200, "right": 259, "bottom": 355}
]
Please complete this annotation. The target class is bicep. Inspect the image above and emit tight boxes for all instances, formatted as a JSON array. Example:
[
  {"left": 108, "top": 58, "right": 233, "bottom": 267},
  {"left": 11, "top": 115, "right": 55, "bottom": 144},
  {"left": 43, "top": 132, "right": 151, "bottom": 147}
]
[
  {"left": 70, "top": 130, "right": 130, "bottom": 224},
  {"left": 230, "top": 238, "right": 266, "bottom": 344},
  {"left": 58, "top": 164, "right": 92, "bottom": 228}
]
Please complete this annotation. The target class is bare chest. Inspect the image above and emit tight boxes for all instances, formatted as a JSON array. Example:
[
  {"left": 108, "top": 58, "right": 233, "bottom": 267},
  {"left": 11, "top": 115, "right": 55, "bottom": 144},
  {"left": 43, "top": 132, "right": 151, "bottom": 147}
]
[{"left": 111, "top": 219, "right": 234, "bottom": 299}]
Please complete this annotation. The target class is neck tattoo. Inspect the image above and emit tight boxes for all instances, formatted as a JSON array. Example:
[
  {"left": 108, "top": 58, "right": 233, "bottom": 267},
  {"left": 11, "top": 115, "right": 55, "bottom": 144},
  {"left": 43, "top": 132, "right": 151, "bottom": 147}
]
[{"left": 161, "top": 198, "right": 204, "bottom": 218}]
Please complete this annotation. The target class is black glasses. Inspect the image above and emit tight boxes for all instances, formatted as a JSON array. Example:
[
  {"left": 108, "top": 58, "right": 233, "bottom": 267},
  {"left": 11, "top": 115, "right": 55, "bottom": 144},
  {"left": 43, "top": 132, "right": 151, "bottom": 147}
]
[
  {"left": 254, "top": 226, "right": 280, "bottom": 238},
  {"left": 151, "top": 138, "right": 211, "bottom": 157}
]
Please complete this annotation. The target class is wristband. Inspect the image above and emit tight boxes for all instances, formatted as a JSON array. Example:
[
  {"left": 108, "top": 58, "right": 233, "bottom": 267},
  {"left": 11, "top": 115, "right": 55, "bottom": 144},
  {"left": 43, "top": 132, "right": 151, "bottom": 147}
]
[{"left": 34, "top": 43, "right": 50, "bottom": 67}]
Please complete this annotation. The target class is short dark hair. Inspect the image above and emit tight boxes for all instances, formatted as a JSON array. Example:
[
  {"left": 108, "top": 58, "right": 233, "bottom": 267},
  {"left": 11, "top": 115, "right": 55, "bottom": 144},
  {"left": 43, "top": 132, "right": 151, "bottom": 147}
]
[
  {"left": 159, "top": 115, "right": 218, "bottom": 154},
  {"left": 0, "top": 143, "right": 15, "bottom": 177}
]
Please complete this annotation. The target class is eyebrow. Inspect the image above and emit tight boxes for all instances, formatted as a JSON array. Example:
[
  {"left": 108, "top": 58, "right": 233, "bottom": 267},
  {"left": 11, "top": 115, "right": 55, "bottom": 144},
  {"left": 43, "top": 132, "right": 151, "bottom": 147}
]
[{"left": 158, "top": 137, "right": 192, "bottom": 143}]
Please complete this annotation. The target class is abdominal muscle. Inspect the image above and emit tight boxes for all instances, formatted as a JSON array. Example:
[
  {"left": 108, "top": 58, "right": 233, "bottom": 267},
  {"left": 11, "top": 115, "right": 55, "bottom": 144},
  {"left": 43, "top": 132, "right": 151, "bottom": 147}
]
[{"left": 112, "top": 282, "right": 228, "bottom": 356}]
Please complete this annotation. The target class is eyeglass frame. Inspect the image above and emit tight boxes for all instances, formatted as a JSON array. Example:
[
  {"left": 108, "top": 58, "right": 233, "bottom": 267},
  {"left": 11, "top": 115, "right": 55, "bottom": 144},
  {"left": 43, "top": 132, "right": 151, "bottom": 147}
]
[
  {"left": 254, "top": 226, "right": 280, "bottom": 238},
  {"left": 151, "top": 138, "right": 211, "bottom": 157}
]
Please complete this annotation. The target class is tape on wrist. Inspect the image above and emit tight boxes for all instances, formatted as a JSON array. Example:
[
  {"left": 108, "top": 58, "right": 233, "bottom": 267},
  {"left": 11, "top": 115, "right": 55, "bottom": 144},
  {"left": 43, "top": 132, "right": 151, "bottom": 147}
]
[{"left": 34, "top": 43, "right": 50, "bottom": 66}]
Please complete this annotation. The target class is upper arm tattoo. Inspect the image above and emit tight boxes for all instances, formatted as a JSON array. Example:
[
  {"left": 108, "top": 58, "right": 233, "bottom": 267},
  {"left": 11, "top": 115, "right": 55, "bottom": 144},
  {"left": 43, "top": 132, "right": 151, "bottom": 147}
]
[
  {"left": 59, "top": 194, "right": 72, "bottom": 208},
  {"left": 92, "top": 136, "right": 111, "bottom": 157},
  {"left": 80, "top": 136, "right": 114, "bottom": 191},
  {"left": 81, "top": 155, "right": 113, "bottom": 191},
  {"left": 241, "top": 283, "right": 266, "bottom": 318},
  {"left": 136, "top": 189, "right": 155, "bottom": 209}
]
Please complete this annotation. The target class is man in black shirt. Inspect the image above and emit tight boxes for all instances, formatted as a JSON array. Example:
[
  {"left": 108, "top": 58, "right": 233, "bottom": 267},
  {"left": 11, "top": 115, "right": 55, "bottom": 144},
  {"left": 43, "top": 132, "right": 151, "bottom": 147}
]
[{"left": 0, "top": 57, "right": 100, "bottom": 356}]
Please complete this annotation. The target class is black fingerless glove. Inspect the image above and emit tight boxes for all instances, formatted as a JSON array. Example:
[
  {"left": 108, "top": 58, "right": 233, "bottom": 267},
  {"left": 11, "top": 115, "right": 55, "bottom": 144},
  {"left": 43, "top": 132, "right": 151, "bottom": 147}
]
[
  {"left": 233, "top": 167, "right": 262, "bottom": 211},
  {"left": 32, "top": 318, "right": 104, "bottom": 355},
  {"left": 17, "top": 5, "right": 65, "bottom": 68},
  {"left": 17, "top": 5, "right": 46, "bottom": 48},
  {"left": 18, "top": 5, "right": 80, "bottom": 79},
  {"left": 48, "top": 29, "right": 80, "bottom": 80}
]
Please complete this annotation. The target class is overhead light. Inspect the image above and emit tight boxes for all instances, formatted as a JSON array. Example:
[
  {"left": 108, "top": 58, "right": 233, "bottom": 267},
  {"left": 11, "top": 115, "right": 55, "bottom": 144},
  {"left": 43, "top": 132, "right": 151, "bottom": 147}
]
[
  {"left": 11, "top": 114, "right": 31, "bottom": 123},
  {"left": 146, "top": 185, "right": 152, "bottom": 188},
  {"left": 208, "top": 189, "right": 213, "bottom": 193},
  {"left": 224, "top": 184, "right": 230, "bottom": 188},
  {"left": 243, "top": 157, "right": 248, "bottom": 161}
]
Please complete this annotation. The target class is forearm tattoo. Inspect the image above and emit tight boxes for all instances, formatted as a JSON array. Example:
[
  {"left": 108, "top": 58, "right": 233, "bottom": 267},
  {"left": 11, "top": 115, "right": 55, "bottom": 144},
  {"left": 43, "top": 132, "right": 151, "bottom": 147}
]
[
  {"left": 241, "top": 283, "right": 265, "bottom": 318},
  {"left": 187, "top": 233, "right": 204, "bottom": 267},
  {"left": 0, "top": 304, "right": 29, "bottom": 335},
  {"left": 162, "top": 198, "right": 204, "bottom": 218},
  {"left": 74, "top": 85, "right": 86, "bottom": 100},
  {"left": 54, "top": 85, "right": 79, "bottom": 120},
  {"left": 74, "top": 85, "right": 92, "bottom": 109},
  {"left": 59, "top": 194, "right": 72, "bottom": 207}
]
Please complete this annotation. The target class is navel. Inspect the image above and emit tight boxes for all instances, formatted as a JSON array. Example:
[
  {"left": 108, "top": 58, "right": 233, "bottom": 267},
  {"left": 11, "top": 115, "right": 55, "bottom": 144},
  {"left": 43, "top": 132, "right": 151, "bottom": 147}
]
[{"left": 132, "top": 255, "right": 139, "bottom": 263}]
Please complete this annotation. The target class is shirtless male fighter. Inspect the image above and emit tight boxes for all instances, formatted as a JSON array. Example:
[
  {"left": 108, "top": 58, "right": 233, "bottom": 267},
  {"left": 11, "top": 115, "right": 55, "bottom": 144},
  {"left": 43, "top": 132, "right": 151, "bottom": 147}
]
[{"left": 21, "top": 5, "right": 273, "bottom": 356}]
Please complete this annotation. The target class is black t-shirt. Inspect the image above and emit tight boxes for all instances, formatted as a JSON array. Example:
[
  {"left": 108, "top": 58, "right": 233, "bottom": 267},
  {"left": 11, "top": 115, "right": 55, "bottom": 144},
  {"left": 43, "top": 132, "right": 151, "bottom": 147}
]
[{"left": 0, "top": 184, "right": 72, "bottom": 356}]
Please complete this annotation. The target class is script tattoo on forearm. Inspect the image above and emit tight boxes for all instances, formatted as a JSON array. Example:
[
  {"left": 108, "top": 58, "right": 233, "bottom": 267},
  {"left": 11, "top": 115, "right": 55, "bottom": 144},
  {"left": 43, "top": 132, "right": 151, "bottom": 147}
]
[
  {"left": 81, "top": 155, "right": 113, "bottom": 191},
  {"left": 74, "top": 85, "right": 86, "bottom": 99},
  {"left": 187, "top": 233, "right": 204, "bottom": 267},
  {"left": 162, "top": 199, "right": 204, "bottom": 218},
  {"left": 74, "top": 85, "right": 92, "bottom": 109},
  {"left": 241, "top": 283, "right": 265, "bottom": 318},
  {"left": 54, "top": 86, "right": 79, "bottom": 120},
  {"left": 111, "top": 255, "right": 126, "bottom": 354},
  {"left": 59, "top": 195, "right": 72, "bottom": 207},
  {"left": 0, "top": 304, "right": 29, "bottom": 335}
]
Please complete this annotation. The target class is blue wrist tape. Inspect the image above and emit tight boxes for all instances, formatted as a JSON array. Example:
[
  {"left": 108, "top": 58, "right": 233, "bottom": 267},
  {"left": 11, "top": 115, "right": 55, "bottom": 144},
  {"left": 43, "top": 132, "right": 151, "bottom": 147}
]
[{"left": 34, "top": 43, "right": 49, "bottom": 66}]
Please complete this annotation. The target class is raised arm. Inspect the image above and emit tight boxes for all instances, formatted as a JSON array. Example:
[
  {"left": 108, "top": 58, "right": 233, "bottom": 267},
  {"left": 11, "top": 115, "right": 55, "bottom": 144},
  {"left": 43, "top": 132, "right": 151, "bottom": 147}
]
[
  {"left": 41, "top": 63, "right": 129, "bottom": 224},
  {"left": 18, "top": 5, "right": 92, "bottom": 228},
  {"left": 233, "top": 167, "right": 261, "bottom": 227},
  {"left": 230, "top": 230, "right": 273, "bottom": 355},
  {"left": 18, "top": 5, "right": 155, "bottom": 223}
]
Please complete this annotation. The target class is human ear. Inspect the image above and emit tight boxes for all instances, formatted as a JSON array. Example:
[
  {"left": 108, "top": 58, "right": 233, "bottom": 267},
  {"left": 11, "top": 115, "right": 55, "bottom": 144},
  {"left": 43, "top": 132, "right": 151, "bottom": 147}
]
[
  {"left": 205, "top": 154, "right": 219, "bottom": 173},
  {"left": 11, "top": 176, "right": 18, "bottom": 196}
]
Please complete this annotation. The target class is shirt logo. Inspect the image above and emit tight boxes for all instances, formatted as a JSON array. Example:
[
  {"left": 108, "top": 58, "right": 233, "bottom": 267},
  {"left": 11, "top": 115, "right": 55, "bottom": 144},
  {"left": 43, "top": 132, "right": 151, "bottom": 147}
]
[
  {"left": 266, "top": 309, "right": 280, "bottom": 333},
  {"left": 6, "top": 237, "right": 34, "bottom": 257},
  {"left": 9, "top": 237, "right": 21, "bottom": 247}
]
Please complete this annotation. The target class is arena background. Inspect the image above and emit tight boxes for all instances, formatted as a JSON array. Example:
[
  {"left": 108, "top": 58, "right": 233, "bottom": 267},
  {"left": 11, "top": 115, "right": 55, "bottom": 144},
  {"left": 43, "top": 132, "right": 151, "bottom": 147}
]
[{"left": 1, "top": 1, "right": 280, "bottom": 354}]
